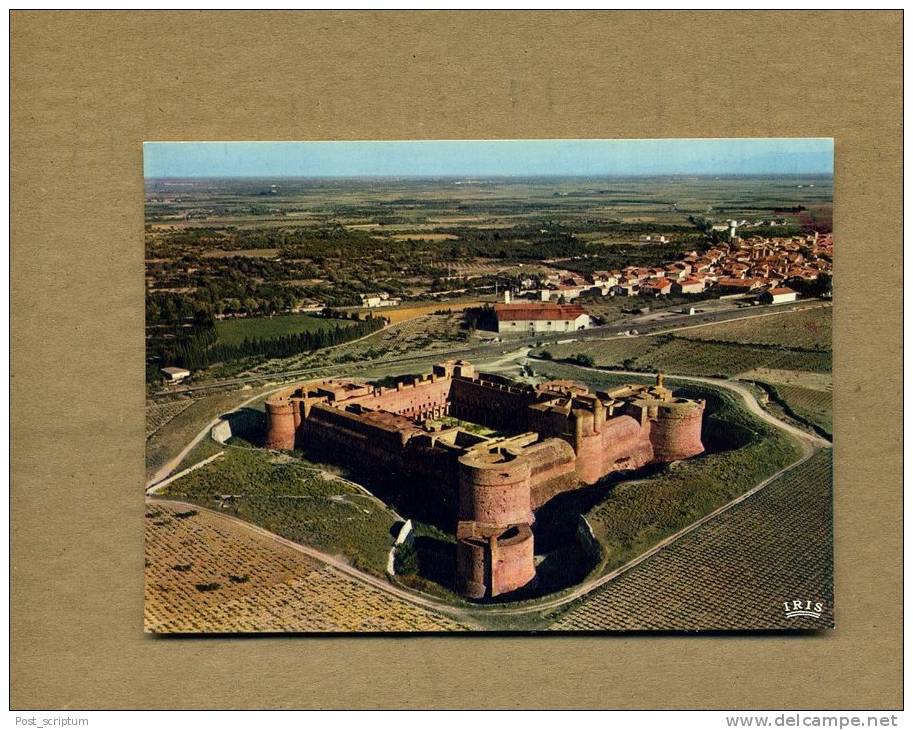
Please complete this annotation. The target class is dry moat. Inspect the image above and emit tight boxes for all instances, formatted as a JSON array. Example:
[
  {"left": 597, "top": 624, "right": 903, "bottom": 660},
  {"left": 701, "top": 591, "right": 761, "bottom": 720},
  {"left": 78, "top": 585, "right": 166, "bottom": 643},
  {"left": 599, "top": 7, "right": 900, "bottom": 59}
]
[{"left": 261, "top": 360, "right": 707, "bottom": 602}]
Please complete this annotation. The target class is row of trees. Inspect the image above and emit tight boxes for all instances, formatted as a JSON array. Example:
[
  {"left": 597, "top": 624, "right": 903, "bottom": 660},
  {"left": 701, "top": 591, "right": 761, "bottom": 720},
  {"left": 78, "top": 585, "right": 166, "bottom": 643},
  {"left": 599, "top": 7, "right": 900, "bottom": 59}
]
[{"left": 148, "top": 317, "right": 386, "bottom": 376}]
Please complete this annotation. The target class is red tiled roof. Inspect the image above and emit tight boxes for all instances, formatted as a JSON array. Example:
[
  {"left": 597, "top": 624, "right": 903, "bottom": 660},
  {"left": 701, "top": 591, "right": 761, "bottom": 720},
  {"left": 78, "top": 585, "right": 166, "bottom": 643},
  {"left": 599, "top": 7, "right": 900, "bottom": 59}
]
[
  {"left": 641, "top": 277, "right": 672, "bottom": 289},
  {"left": 716, "top": 278, "right": 758, "bottom": 288},
  {"left": 766, "top": 287, "right": 797, "bottom": 295},
  {"left": 494, "top": 303, "right": 588, "bottom": 322}
]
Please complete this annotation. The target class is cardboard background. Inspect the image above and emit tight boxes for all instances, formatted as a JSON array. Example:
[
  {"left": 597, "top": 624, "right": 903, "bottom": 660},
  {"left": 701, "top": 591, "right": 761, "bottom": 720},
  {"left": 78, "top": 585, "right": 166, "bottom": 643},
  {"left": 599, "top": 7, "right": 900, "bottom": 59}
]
[{"left": 10, "top": 11, "right": 902, "bottom": 709}]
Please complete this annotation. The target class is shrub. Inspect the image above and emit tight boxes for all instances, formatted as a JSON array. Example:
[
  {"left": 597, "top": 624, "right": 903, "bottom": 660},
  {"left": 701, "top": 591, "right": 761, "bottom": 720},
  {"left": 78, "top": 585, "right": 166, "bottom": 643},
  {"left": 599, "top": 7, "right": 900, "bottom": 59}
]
[
  {"left": 394, "top": 542, "right": 419, "bottom": 575},
  {"left": 568, "top": 353, "right": 596, "bottom": 367}
]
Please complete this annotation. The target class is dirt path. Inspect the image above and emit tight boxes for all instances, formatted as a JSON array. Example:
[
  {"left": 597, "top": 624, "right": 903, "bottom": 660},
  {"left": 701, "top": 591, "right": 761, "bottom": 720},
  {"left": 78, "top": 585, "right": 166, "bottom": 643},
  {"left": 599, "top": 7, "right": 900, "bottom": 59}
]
[
  {"left": 468, "top": 363, "right": 829, "bottom": 618},
  {"left": 145, "top": 386, "right": 284, "bottom": 489},
  {"left": 480, "top": 447, "right": 825, "bottom": 618}
]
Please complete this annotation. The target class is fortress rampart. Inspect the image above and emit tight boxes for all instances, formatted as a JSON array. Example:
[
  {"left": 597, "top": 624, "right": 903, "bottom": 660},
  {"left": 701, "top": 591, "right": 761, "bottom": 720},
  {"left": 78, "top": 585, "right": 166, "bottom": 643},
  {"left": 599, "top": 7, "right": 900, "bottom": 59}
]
[
  {"left": 456, "top": 522, "right": 536, "bottom": 599},
  {"left": 264, "top": 361, "right": 705, "bottom": 600}
]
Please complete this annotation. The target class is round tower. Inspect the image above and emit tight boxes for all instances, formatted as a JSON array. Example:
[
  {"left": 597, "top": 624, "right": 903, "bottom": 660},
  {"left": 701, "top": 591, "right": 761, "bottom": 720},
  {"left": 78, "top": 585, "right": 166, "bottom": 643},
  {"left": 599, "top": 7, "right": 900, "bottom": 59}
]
[
  {"left": 456, "top": 522, "right": 536, "bottom": 600},
  {"left": 648, "top": 398, "right": 705, "bottom": 462},
  {"left": 264, "top": 396, "right": 296, "bottom": 450},
  {"left": 457, "top": 450, "right": 533, "bottom": 526}
]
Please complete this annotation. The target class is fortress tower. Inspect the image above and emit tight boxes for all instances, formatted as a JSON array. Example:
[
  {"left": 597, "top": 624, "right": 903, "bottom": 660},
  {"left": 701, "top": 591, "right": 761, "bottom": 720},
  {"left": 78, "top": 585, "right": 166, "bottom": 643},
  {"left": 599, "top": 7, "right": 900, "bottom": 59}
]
[
  {"left": 456, "top": 522, "right": 536, "bottom": 599},
  {"left": 263, "top": 363, "right": 705, "bottom": 601}
]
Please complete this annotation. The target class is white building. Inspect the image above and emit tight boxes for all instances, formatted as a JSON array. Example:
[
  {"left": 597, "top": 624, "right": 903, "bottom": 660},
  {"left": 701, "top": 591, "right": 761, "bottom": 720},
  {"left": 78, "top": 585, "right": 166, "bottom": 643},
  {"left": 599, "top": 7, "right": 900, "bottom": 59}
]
[
  {"left": 493, "top": 303, "right": 592, "bottom": 334},
  {"left": 161, "top": 366, "right": 191, "bottom": 384},
  {"left": 759, "top": 287, "right": 798, "bottom": 305},
  {"left": 361, "top": 292, "right": 401, "bottom": 308}
]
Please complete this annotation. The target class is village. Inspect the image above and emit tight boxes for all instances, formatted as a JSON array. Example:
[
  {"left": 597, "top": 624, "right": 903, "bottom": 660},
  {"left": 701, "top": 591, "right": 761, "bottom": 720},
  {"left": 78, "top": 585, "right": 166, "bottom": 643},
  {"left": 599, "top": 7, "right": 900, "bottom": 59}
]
[
  {"left": 510, "top": 230, "right": 832, "bottom": 305},
  {"left": 467, "top": 230, "right": 834, "bottom": 336}
]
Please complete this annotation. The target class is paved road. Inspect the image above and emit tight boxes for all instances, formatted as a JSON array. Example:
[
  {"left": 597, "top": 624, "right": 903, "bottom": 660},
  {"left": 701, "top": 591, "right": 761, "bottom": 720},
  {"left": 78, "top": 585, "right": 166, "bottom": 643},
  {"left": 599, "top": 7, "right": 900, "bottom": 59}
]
[{"left": 152, "top": 299, "right": 829, "bottom": 398}]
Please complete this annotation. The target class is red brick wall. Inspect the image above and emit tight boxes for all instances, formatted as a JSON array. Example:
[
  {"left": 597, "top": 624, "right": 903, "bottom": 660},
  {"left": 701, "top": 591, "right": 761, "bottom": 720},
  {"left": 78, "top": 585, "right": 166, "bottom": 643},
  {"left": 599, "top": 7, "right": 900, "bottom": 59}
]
[
  {"left": 455, "top": 539, "right": 488, "bottom": 599},
  {"left": 599, "top": 415, "right": 655, "bottom": 476},
  {"left": 523, "top": 439, "right": 577, "bottom": 497},
  {"left": 491, "top": 529, "right": 536, "bottom": 596},
  {"left": 351, "top": 377, "right": 452, "bottom": 420},
  {"left": 450, "top": 377, "right": 537, "bottom": 431},
  {"left": 456, "top": 526, "right": 536, "bottom": 599},
  {"left": 264, "top": 400, "right": 296, "bottom": 450},
  {"left": 458, "top": 457, "right": 534, "bottom": 526},
  {"left": 649, "top": 403, "right": 705, "bottom": 462}
]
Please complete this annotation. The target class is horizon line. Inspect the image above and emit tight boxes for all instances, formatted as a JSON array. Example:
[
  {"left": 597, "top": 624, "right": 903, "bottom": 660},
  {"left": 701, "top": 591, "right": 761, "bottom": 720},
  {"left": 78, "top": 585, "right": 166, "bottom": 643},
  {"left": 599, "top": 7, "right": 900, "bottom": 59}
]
[{"left": 144, "top": 171, "right": 835, "bottom": 180}]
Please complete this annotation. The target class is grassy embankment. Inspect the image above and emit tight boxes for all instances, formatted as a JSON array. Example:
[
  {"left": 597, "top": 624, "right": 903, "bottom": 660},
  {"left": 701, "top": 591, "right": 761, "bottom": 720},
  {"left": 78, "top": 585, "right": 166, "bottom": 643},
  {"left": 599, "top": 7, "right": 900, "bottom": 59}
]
[
  {"left": 155, "top": 447, "right": 400, "bottom": 577},
  {"left": 145, "top": 388, "right": 274, "bottom": 481},
  {"left": 530, "top": 362, "right": 805, "bottom": 576}
]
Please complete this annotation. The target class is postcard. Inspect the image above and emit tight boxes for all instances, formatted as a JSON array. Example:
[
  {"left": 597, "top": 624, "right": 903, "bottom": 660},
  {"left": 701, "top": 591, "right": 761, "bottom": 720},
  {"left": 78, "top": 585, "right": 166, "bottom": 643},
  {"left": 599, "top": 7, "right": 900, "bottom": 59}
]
[{"left": 143, "top": 139, "right": 833, "bottom": 633}]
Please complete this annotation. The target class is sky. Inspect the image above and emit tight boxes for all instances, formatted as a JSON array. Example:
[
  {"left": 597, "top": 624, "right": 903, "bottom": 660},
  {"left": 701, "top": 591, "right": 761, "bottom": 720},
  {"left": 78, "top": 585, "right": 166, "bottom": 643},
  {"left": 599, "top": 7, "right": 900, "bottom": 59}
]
[{"left": 143, "top": 139, "right": 834, "bottom": 179}]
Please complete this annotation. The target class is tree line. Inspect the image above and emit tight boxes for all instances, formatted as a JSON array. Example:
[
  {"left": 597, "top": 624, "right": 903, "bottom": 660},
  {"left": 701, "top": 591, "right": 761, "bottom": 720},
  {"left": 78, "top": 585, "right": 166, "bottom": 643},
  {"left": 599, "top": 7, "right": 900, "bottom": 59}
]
[{"left": 148, "top": 316, "right": 386, "bottom": 378}]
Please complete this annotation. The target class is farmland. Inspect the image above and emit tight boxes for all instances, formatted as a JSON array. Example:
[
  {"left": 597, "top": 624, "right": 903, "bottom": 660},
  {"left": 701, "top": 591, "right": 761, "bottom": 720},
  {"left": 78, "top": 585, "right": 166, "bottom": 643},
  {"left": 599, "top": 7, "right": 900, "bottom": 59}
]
[
  {"left": 145, "top": 174, "right": 832, "bottom": 386},
  {"left": 765, "top": 383, "right": 832, "bottom": 436},
  {"left": 214, "top": 313, "right": 355, "bottom": 346},
  {"left": 543, "top": 333, "right": 831, "bottom": 377},
  {"left": 245, "top": 310, "right": 473, "bottom": 377},
  {"left": 157, "top": 448, "right": 399, "bottom": 577},
  {"left": 547, "top": 449, "right": 833, "bottom": 630},
  {"left": 143, "top": 171, "right": 834, "bottom": 632},
  {"left": 528, "top": 361, "right": 804, "bottom": 575},
  {"left": 145, "top": 399, "right": 194, "bottom": 438},
  {"left": 540, "top": 305, "right": 832, "bottom": 378},
  {"left": 676, "top": 306, "right": 831, "bottom": 350},
  {"left": 144, "top": 503, "right": 468, "bottom": 633},
  {"left": 145, "top": 386, "right": 275, "bottom": 480}
]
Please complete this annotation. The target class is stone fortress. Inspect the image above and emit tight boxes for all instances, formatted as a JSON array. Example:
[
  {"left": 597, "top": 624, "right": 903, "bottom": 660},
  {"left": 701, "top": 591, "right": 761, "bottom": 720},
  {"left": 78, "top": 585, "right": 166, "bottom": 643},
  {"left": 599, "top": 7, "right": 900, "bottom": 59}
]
[{"left": 265, "top": 361, "right": 705, "bottom": 601}]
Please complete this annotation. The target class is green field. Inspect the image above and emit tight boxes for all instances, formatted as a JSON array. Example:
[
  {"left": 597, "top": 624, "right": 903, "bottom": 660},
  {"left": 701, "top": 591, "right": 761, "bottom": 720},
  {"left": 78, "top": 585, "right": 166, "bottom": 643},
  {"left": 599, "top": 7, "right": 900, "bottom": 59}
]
[
  {"left": 542, "top": 306, "right": 832, "bottom": 378},
  {"left": 145, "top": 387, "right": 275, "bottom": 480},
  {"left": 766, "top": 383, "right": 832, "bottom": 436},
  {"left": 544, "top": 334, "right": 831, "bottom": 377},
  {"left": 157, "top": 448, "right": 399, "bottom": 577},
  {"left": 214, "top": 314, "right": 355, "bottom": 345},
  {"left": 579, "top": 382, "right": 802, "bottom": 574},
  {"left": 678, "top": 306, "right": 831, "bottom": 350},
  {"left": 523, "top": 361, "right": 805, "bottom": 573},
  {"left": 548, "top": 449, "right": 833, "bottom": 631}
]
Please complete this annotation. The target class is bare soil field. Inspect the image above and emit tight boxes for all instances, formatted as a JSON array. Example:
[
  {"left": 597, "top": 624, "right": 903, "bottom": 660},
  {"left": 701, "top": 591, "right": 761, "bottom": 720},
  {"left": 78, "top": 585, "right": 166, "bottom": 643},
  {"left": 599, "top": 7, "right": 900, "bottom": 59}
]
[
  {"left": 144, "top": 503, "right": 468, "bottom": 633},
  {"left": 379, "top": 300, "right": 483, "bottom": 324}
]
